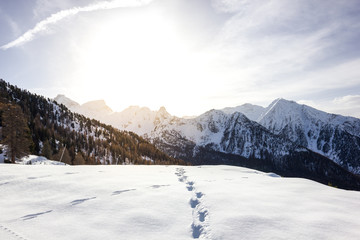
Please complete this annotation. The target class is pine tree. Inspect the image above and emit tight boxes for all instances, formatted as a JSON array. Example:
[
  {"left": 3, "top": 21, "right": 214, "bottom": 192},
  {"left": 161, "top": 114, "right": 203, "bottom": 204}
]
[
  {"left": 1, "top": 103, "right": 31, "bottom": 163},
  {"left": 73, "top": 152, "right": 85, "bottom": 165},
  {"left": 41, "top": 140, "right": 52, "bottom": 159}
]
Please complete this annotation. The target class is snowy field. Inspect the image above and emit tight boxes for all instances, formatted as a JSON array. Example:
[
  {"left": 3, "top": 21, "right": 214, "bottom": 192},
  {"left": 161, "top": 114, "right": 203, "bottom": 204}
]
[{"left": 1, "top": 165, "right": 360, "bottom": 240}]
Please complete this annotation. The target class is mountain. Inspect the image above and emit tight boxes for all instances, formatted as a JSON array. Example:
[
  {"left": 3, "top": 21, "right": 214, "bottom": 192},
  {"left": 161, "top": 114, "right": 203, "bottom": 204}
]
[
  {"left": 220, "top": 103, "right": 265, "bottom": 121},
  {"left": 54, "top": 94, "right": 80, "bottom": 109},
  {"left": 1, "top": 80, "right": 186, "bottom": 166},
  {"left": 55, "top": 94, "right": 360, "bottom": 190},
  {"left": 258, "top": 98, "right": 360, "bottom": 174},
  {"left": 54, "top": 95, "right": 113, "bottom": 123},
  {"left": 81, "top": 100, "right": 113, "bottom": 114}
]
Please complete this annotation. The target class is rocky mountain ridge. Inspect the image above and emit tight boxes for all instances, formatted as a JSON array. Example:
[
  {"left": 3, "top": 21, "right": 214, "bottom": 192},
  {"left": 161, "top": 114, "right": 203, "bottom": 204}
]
[
  {"left": 54, "top": 94, "right": 360, "bottom": 189},
  {"left": 55, "top": 95, "right": 360, "bottom": 174}
]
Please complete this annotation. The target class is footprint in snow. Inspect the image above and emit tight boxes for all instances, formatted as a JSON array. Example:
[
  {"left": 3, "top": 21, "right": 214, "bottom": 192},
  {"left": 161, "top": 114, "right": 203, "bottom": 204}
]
[
  {"left": 0, "top": 182, "right": 10, "bottom": 186},
  {"left": 21, "top": 210, "right": 53, "bottom": 220},
  {"left": 65, "top": 172, "right": 79, "bottom": 175},
  {"left": 70, "top": 197, "right": 96, "bottom": 205},
  {"left": 186, "top": 182, "right": 194, "bottom": 191},
  {"left": 191, "top": 223, "right": 202, "bottom": 239},
  {"left": 0, "top": 224, "right": 28, "bottom": 240},
  {"left": 198, "top": 210, "right": 208, "bottom": 222},
  {"left": 190, "top": 198, "right": 200, "bottom": 209},
  {"left": 178, "top": 175, "right": 188, "bottom": 182},
  {"left": 112, "top": 189, "right": 136, "bottom": 195},
  {"left": 196, "top": 192, "right": 203, "bottom": 198},
  {"left": 151, "top": 185, "right": 170, "bottom": 189},
  {"left": 27, "top": 175, "right": 51, "bottom": 180}
]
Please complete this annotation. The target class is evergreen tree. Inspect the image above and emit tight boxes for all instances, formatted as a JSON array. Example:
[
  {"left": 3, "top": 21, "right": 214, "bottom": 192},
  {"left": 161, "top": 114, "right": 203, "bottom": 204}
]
[
  {"left": 1, "top": 103, "right": 31, "bottom": 163},
  {"left": 41, "top": 140, "right": 52, "bottom": 159},
  {"left": 73, "top": 152, "right": 85, "bottom": 165}
]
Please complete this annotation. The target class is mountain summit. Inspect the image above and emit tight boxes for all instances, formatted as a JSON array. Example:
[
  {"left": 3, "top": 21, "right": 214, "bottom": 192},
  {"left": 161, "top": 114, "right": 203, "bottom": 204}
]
[
  {"left": 258, "top": 98, "right": 360, "bottom": 173},
  {"left": 54, "top": 94, "right": 360, "bottom": 189}
]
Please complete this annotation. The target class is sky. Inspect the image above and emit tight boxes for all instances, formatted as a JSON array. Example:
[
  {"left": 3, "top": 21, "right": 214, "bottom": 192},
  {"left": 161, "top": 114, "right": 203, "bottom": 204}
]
[{"left": 1, "top": 0, "right": 360, "bottom": 118}]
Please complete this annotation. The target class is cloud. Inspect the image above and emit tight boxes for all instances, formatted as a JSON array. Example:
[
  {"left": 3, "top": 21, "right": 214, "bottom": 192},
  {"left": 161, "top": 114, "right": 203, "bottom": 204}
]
[
  {"left": 332, "top": 95, "right": 360, "bottom": 118},
  {"left": 206, "top": 0, "right": 360, "bottom": 108},
  {"left": 0, "top": 8, "right": 21, "bottom": 38},
  {"left": 298, "top": 95, "right": 360, "bottom": 119},
  {"left": 1, "top": 0, "right": 152, "bottom": 50}
]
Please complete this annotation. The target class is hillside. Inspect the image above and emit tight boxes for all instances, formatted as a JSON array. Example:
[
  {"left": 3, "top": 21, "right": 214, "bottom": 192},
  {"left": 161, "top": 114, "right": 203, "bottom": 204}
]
[
  {"left": 1, "top": 165, "right": 360, "bottom": 240},
  {"left": 55, "top": 94, "right": 360, "bottom": 190},
  {"left": 0, "top": 80, "right": 186, "bottom": 166},
  {"left": 257, "top": 98, "right": 360, "bottom": 174}
]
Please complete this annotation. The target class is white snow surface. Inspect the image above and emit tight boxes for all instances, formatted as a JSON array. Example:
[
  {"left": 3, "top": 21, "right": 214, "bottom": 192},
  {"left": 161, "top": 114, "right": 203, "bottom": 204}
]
[
  {"left": 18, "top": 155, "right": 67, "bottom": 165},
  {"left": 54, "top": 94, "right": 80, "bottom": 109},
  {"left": 221, "top": 103, "right": 265, "bottom": 121},
  {"left": 1, "top": 165, "right": 360, "bottom": 240}
]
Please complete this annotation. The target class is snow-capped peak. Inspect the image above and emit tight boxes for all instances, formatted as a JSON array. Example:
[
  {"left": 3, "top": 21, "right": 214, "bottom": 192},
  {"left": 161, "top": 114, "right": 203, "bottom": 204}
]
[
  {"left": 54, "top": 94, "right": 80, "bottom": 109},
  {"left": 157, "top": 106, "right": 170, "bottom": 118},
  {"left": 221, "top": 103, "right": 265, "bottom": 121},
  {"left": 81, "top": 100, "right": 113, "bottom": 114}
]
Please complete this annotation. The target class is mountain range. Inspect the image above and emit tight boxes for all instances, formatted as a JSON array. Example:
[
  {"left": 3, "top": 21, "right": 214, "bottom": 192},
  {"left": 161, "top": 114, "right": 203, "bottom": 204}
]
[
  {"left": 54, "top": 94, "right": 360, "bottom": 190},
  {"left": 55, "top": 95, "right": 360, "bottom": 173},
  {"left": 0, "top": 80, "right": 186, "bottom": 166}
]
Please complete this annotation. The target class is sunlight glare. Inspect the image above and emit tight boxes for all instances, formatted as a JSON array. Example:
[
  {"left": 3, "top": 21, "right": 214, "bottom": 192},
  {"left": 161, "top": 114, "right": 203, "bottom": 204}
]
[{"left": 72, "top": 9, "right": 208, "bottom": 113}]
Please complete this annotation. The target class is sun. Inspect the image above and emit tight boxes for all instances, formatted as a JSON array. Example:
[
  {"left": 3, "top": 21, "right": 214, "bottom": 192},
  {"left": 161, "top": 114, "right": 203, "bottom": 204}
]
[{"left": 72, "top": 7, "right": 207, "bottom": 114}]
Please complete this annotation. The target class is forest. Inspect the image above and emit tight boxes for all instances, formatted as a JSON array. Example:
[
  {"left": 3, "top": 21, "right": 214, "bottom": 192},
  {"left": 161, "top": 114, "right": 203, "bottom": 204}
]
[{"left": 0, "top": 79, "right": 187, "bottom": 166}]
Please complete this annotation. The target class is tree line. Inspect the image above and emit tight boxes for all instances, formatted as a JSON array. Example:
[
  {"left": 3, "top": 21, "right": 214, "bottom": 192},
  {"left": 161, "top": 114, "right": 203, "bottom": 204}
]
[{"left": 0, "top": 79, "right": 188, "bottom": 165}]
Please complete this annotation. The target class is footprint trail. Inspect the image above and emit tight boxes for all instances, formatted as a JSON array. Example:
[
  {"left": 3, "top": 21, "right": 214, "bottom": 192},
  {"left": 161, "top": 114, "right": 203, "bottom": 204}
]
[{"left": 175, "top": 168, "right": 212, "bottom": 239}]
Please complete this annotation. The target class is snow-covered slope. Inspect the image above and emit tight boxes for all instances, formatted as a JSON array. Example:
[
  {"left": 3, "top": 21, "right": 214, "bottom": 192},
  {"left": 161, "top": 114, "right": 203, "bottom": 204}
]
[
  {"left": 1, "top": 165, "right": 360, "bottom": 240},
  {"left": 81, "top": 100, "right": 113, "bottom": 114},
  {"left": 149, "top": 109, "right": 295, "bottom": 159},
  {"left": 109, "top": 106, "right": 171, "bottom": 136},
  {"left": 18, "top": 155, "right": 67, "bottom": 165},
  {"left": 54, "top": 95, "right": 169, "bottom": 136},
  {"left": 54, "top": 94, "right": 80, "bottom": 109},
  {"left": 0, "top": 145, "right": 66, "bottom": 165},
  {"left": 258, "top": 98, "right": 360, "bottom": 173},
  {"left": 220, "top": 103, "right": 265, "bottom": 121},
  {"left": 0, "top": 80, "right": 181, "bottom": 166},
  {"left": 54, "top": 95, "right": 291, "bottom": 160},
  {"left": 55, "top": 95, "right": 360, "bottom": 175},
  {"left": 54, "top": 95, "right": 113, "bottom": 123}
]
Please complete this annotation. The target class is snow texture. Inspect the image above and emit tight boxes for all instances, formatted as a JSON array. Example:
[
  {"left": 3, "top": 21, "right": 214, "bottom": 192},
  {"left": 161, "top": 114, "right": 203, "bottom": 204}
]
[
  {"left": 18, "top": 155, "right": 67, "bottom": 165},
  {"left": 221, "top": 103, "right": 265, "bottom": 121},
  {"left": 1, "top": 164, "right": 360, "bottom": 240}
]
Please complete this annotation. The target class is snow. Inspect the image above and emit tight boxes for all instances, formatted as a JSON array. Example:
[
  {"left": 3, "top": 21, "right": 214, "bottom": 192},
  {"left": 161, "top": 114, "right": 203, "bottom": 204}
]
[
  {"left": 54, "top": 94, "right": 80, "bottom": 109},
  {"left": 18, "top": 155, "right": 67, "bottom": 165},
  {"left": 54, "top": 95, "right": 360, "bottom": 173},
  {"left": 221, "top": 103, "right": 265, "bottom": 121},
  {"left": 257, "top": 98, "right": 360, "bottom": 173},
  {"left": 54, "top": 95, "right": 113, "bottom": 125},
  {"left": 0, "top": 146, "right": 67, "bottom": 165},
  {"left": 1, "top": 164, "right": 360, "bottom": 240},
  {"left": 258, "top": 98, "right": 360, "bottom": 137}
]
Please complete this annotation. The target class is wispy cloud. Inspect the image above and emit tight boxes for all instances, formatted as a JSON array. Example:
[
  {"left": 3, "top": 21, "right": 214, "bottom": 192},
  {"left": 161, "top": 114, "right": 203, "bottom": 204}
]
[
  {"left": 299, "top": 95, "right": 360, "bottom": 118},
  {"left": 1, "top": 0, "right": 152, "bottom": 50},
  {"left": 207, "top": 0, "right": 360, "bottom": 110}
]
